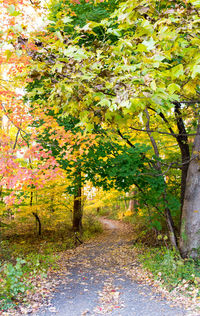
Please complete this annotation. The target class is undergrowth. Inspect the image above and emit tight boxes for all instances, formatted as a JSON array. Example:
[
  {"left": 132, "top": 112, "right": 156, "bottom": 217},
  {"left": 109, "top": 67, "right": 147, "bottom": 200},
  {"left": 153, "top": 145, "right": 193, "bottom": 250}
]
[
  {"left": 138, "top": 246, "right": 200, "bottom": 297},
  {"left": 0, "top": 253, "right": 58, "bottom": 311},
  {"left": 0, "top": 215, "right": 102, "bottom": 312},
  {"left": 82, "top": 214, "right": 103, "bottom": 239}
]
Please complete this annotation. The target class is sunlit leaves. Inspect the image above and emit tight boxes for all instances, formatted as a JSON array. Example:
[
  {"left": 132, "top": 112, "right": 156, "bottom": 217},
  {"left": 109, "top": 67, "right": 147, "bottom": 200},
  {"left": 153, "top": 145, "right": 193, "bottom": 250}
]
[{"left": 7, "top": 4, "right": 21, "bottom": 17}]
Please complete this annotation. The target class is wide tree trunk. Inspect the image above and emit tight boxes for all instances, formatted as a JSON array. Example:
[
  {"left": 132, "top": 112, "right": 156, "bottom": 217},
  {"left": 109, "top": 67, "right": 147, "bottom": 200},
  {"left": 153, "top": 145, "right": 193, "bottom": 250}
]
[
  {"left": 179, "top": 124, "right": 200, "bottom": 258},
  {"left": 73, "top": 185, "right": 82, "bottom": 232}
]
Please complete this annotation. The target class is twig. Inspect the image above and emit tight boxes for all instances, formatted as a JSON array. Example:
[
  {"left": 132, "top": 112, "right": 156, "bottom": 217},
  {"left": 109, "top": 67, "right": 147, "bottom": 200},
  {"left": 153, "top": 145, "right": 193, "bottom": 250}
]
[
  {"left": 13, "top": 129, "right": 20, "bottom": 150},
  {"left": 130, "top": 126, "right": 197, "bottom": 137}
]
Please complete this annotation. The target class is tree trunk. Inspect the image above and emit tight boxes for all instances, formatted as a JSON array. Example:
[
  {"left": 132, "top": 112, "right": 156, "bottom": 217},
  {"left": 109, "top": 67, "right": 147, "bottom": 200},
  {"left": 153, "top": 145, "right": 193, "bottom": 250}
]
[
  {"left": 128, "top": 191, "right": 137, "bottom": 211},
  {"left": 165, "top": 207, "right": 179, "bottom": 251},
  {"left": 153, "top": 105, "right": 190, "bottom": 227},
  {"left": 145, "top": 108, "right": 178, "bottom": 250},
  {"left": 179, "top": 124, "right": 200, "bottom": 258},
  {"left": 73, "top": 185, "right": 82, "bottom": 232},
  {"left": 124, "top": 200, "right": 128, "bottom": 209},
  {"left": 174, "top": 102, "right": 190, "bottom": 218},
  {"left": 128, "top": 199, "right": 135, "bottom": 211},
  {"left": 32, "top": 212, "right": 42, "bottom": 236}
]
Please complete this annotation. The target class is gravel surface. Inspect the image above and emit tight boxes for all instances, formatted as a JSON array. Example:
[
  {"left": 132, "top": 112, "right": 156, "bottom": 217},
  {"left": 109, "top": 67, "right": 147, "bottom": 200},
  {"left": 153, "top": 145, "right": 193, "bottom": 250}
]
[{"left": 34, "top": 219, "right": 190, "bottom": 316}]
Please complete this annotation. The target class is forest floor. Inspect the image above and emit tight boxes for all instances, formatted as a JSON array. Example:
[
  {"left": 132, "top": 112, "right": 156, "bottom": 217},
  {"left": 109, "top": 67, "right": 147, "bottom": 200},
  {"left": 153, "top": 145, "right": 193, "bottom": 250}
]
[{"left": 4, "top": 218, "right": 199, "bottom": 316}]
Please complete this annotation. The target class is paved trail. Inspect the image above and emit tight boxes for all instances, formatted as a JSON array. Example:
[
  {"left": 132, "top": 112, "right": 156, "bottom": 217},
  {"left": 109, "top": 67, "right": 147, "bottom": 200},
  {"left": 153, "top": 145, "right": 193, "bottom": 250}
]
[{"left": 35, "top": 218, "right": 189, "bottom": 316}]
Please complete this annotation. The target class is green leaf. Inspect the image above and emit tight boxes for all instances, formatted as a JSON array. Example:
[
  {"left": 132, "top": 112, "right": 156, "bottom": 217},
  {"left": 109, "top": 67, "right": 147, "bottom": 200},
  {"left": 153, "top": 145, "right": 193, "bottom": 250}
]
[
  {"left": 190, "top": 0, "right": 200, "bottom": 7},
  {"left": 167, "top": 83, "right": 180, "bottom": 94},
  {"left": 191, "top": 65, "right": 200, "bottom": 79},
  {"left": 150, "top": 80, "right": 157, "bottom": 91},
  {"left": 62, "top": 16, "right": 73, "bottom": 24},
  {"left": 7, "top": 5, "right": 20, "bottom": 16},
  {"left": 137, "top": 43, "right": 147, "bottom": 52},
  {"left": 142, "top": 37, "right": 155, "bottom": 51},
  {"left": 98, "top": 99, "right": 111, "bottom": 107},
  {"left": 120, "top": 100, "right": 131, "bottom": 108},
  {"left": 55, "top": 31, "right": 63, "bottom": 42},
  {"left": 154, "top": 55, "right": 165, "bottom": 62},
  {"left": 5, "top": 50, "right": 13, "bottom": 61},
  {"left": 107, "top": 28, "right": 121, "bottom": 37},
  {"left": 52, "top": 63, "right": 63, "bottom": 73},
  {"left": 171, "top": 64, "right": 184, "bottom": 78}
]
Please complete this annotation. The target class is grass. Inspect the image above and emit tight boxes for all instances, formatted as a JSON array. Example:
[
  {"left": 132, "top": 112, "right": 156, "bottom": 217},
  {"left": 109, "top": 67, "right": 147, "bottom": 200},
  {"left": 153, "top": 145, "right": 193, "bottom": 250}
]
[
  {"left": 138, "top": 246, "right": 200, "bottom": 297},
  {"left": 82, "top": 213, "right": 103, "bottom": 239}
]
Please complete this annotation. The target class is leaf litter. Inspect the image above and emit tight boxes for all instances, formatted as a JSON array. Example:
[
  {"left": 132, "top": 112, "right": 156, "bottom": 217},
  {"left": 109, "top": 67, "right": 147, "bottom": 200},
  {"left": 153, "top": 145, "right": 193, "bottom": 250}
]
[{"left": 1, "top": 218, "right": 200, "bottom": 315}]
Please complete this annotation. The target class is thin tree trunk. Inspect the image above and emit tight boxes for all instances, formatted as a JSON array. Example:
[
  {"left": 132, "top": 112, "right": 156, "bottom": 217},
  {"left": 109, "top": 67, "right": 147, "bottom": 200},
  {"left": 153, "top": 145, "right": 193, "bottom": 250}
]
[
  {"left": 150, "top": 106, "right": 190, "bottom": 227},
  {"left": 73, "top": 184, "right": 82, "bottom": 232},
  {"left": 179, "top": 122, "right": 200, "bottom": 258},
  {"left": 30, "top": 191, "right": 42, "bottom": 236},
  {"left": 124, "top": 200, "right": 128, "bottom": 209},
  {"left": 165, "top": 207, "right": 179, "bottom": 251},
  {"left": 32, "top": 212, "right": 42, "bottom": 236},
  {"left": 30, "top": 191, "right": 33, "bottom": 207},
  {"left": 0, "top": 186, "right": 3, "bottom": 202},
  {"left": 128, "top": 199, "right": 135, "bottom": 211},
  {"left": 128, "top": 191, "right": 137, "bottom": 211},
  {"left": 145, "top": 108, "right": 178, "bottom": 250}
]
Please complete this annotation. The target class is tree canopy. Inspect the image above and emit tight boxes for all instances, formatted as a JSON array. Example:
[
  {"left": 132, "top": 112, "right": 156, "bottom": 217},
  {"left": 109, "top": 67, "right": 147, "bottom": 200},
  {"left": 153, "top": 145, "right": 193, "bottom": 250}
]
[{"left": 1, "top": 0, "right": 200, "bottom": 258}]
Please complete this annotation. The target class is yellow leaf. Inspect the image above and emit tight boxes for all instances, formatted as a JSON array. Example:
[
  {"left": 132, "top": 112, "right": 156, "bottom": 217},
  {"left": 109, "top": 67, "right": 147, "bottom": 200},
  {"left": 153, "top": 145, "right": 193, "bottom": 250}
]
[
  {"left": 183, "top": 82, "right": 196, "bottom": 95},
  {"left": 118, "top": 212, "right": 124, "bottom": 220},
  {"left": 124, "top": 209, "right": 133, "bottom": 217}
]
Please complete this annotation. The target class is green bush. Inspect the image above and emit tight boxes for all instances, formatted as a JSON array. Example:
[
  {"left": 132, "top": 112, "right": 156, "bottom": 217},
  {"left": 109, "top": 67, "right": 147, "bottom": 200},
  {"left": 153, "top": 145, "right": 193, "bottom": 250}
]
[
  {"left": 1, "top": 258, "right": 28, "bottom": 296},
  {"left": 0, "top": 253, "right": 58, "bottom": 311},
  {"left": 138, "top": 247, "right": 200, "bottom": 294},
  {"left": 0, "top": 258, "right": 29, "bottom": 310}
]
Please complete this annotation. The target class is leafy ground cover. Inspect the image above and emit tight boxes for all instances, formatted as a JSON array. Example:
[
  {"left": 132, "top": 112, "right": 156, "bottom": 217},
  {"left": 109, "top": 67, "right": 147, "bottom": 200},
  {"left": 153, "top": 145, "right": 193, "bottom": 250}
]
[
  {"left": 0, "top": 213, "right": 102, "bottom": 313},
  {"left": 138, "top": 246, "right": 200, "bottom": 300},
  {"left": 1, "top": 213, "right": 200, "bottom": 315},
  {"left": 1, "top": 218, "right": 188, "bottom": 316},
  {"left": 1, "top": 217, "right": 199, "bottom": 315}
]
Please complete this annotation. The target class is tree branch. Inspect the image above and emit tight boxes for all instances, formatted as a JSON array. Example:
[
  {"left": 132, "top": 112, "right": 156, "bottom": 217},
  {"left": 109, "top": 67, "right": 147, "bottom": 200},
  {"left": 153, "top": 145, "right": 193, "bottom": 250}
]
[
  {"left": 145, "top": 108, "right": 161, "bottom": 171},
  {"left": 13, "top": 129, "right": 20, "bottom": 150},
  {"left": 148, "top": 106, "right": 176, "bottom": 137},
  {"left": 117, "top": 129, "right": 135, "bottom": 147},
  {"left": 130, "top": 126, "right": 197, "bottom": 137}
]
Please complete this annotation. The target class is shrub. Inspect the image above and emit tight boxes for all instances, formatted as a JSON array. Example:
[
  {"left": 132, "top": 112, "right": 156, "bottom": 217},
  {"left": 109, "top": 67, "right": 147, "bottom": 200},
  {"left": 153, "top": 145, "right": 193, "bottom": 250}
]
[
  {"left": 0, "top": 253, "right": 57, "bottom": 312},
  {"left": 138, "top": 247, "right": 200, "bottom": 295}
]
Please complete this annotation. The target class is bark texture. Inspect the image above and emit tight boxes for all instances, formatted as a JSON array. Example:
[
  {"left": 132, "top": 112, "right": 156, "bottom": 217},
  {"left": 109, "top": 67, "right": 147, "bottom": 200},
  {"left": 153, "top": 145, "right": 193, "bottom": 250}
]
[
  {"left": 180, "top": 125, "right": 200, "bottom": 258},
  {"left": 174, "top": 102, "right": 190, "bottom": 213},
  {"left": 73, "top": 185, "right": 82, "bottom": 232}
]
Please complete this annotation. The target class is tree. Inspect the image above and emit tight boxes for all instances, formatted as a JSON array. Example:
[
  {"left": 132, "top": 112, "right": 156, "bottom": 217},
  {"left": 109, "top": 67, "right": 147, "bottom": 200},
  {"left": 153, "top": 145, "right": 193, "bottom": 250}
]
[
  {"left": 6, "top": 0, "right": 200, "bottom": 257},
  {"left": 31, "top": 110, "right": 92, "bottom": 232},
  {"left": 179, "top": 124, "right": 200, "bottom": 258},
  {"left": 25, "top": 0, "right": 200, "bottom": 257},
  {"left": 21, "top": 0, "right": 121, "bottom": 231}
]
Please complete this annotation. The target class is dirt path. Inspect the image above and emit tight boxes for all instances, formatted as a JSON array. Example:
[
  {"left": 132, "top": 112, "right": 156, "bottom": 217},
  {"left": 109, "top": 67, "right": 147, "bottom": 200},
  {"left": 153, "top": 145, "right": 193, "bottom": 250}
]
[{"left": 34, "top": 218, "right": 190, "bottom": 316}]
